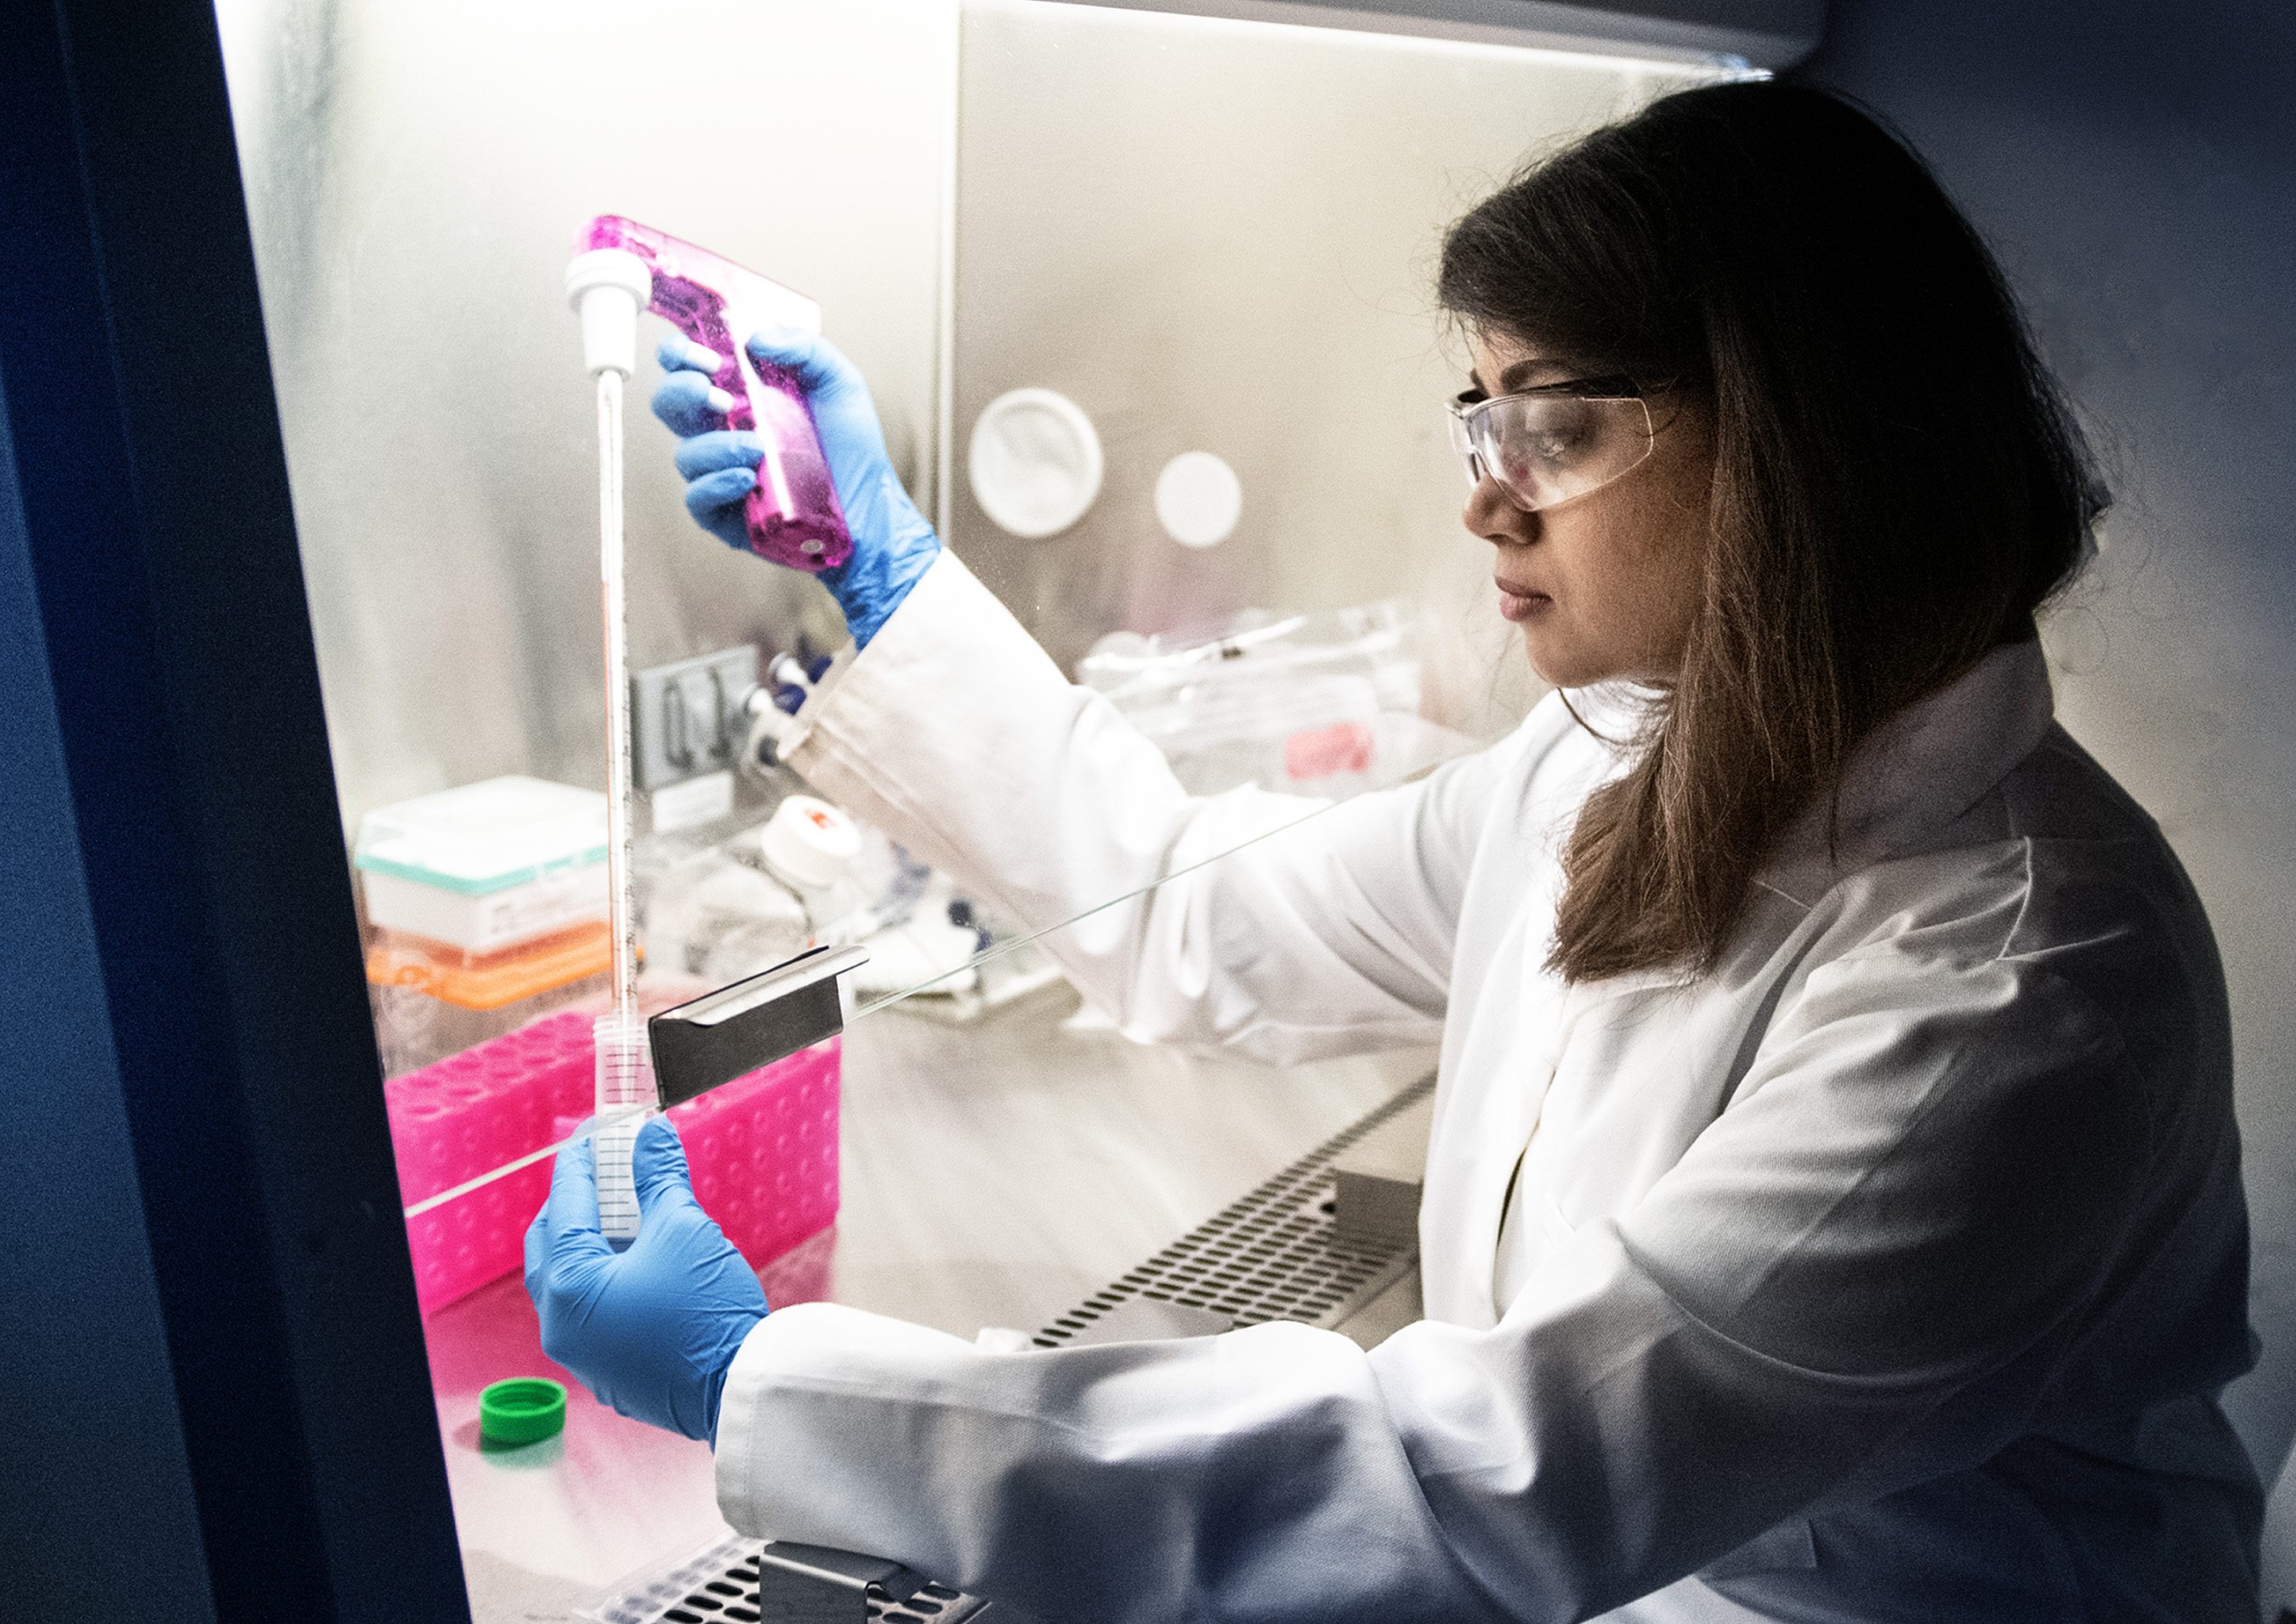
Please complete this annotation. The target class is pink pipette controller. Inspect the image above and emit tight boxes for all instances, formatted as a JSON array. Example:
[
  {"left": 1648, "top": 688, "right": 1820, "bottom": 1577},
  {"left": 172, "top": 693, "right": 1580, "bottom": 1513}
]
[{"left": 572, "top": 215, "right": 852, "bottom": 572}]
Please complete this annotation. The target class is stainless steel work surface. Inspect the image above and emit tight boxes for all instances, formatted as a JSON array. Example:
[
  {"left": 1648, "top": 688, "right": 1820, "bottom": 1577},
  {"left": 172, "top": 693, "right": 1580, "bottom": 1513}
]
[{"left": 428, "top": 983, "right": 1434, "bottom": 1621}]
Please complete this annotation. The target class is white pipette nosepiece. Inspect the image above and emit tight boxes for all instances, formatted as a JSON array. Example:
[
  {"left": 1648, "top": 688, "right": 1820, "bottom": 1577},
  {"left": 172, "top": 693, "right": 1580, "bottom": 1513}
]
[{"left": 566, "top": 248, "right": 653, "bottom": 378}]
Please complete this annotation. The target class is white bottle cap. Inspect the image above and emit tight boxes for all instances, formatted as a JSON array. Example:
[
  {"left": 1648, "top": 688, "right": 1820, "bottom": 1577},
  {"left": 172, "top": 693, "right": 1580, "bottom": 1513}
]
[
  {"left": 565, "top": 248, "right": 653, "bottom": 378},
  {"left": 1154, "top": 451, "right": 1242, "bottom": 548},
  {"left": 756, "top": 795, "right": 862, "bottom": 889}
]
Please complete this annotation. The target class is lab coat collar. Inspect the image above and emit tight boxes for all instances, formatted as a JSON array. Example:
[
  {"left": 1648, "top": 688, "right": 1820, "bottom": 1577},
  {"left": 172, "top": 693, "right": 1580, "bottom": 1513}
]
[{"left": 1756, "top": 639, "right": 2057, "bottom": 908}]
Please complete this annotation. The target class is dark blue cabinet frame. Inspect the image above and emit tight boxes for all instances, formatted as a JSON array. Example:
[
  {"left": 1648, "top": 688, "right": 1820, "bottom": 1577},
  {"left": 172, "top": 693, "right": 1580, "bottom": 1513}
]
[{"left": 0, "top": 1, "right": 468, "bottom": 1618}]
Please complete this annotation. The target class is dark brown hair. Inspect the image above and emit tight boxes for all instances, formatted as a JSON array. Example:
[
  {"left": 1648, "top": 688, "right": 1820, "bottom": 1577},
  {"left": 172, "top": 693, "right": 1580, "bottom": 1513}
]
[{"left": 1438, "top": 82, "right": 2103, "bottom": 983}]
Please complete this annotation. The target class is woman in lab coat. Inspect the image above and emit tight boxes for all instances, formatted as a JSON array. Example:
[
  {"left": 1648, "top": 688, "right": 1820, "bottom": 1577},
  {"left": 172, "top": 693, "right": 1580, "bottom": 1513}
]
[{"left": 528, "top": 82, "right": 2260, "bottom": 1620}]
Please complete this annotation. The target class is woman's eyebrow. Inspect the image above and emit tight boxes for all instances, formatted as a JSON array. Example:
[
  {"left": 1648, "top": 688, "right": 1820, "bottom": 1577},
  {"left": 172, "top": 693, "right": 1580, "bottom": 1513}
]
[{"left": 1498, "top": 358, "right": 1570, "bottom": 392}]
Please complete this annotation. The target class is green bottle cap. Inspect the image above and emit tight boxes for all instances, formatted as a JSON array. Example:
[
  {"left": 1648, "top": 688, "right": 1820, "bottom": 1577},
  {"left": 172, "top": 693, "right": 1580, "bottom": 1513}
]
[{"left": 479, "top": 1377, "right": 567, "bottom": 1448}]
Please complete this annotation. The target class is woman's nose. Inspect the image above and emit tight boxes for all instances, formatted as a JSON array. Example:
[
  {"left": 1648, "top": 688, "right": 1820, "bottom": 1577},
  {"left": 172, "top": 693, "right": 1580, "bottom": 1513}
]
[{"left": 1463, "top": 477, "right": 1535, "bottom": 546}]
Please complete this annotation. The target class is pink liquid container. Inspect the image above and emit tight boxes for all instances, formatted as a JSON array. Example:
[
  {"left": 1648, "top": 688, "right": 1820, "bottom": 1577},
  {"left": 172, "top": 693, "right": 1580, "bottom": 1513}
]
[
  {"left": 385, "top": 1010, "right": 842, "bottom": 1313},
  {"left": 576, "top": 214, "right": 852, "bottom": 571}
]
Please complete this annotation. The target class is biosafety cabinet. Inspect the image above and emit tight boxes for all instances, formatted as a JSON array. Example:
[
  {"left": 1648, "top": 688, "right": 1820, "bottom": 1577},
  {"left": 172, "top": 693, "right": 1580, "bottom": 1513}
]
[{"left": 10, "top": 0, "right": 2294, "bottom": 1621}]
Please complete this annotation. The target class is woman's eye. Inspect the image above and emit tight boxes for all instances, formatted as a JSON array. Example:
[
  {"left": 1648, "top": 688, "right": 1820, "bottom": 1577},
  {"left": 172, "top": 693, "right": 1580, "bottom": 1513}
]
[{"left": 1508, "top": 429, "right": 1579, "bottom": 473}]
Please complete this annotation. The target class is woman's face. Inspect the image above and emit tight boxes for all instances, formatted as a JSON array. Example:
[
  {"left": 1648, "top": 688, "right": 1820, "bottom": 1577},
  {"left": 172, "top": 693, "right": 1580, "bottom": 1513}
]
[{"left": 1463, "top": 331, "right": 1714, "bottom": 689}]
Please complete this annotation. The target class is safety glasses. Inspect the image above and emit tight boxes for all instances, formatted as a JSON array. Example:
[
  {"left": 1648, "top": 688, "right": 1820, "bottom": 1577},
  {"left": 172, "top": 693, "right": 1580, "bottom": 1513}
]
[{"left": 1446, "top": 379, "right": 1655, "bottom": 513}]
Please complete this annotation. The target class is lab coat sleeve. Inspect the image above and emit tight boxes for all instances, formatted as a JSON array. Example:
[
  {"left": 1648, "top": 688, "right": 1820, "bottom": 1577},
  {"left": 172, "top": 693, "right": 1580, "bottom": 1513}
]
[
  {"left": 715, "top": 945, "right": 2149, "bottom": 1621},
  {"left": 779, "top": 550, "right": 1505, "bottom": 1062}
]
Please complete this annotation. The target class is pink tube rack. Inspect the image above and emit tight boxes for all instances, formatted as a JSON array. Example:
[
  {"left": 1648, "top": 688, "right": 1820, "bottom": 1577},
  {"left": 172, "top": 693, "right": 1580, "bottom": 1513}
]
[{"left": 385, "top": 1010, "right": 840, "bottom": 1315}]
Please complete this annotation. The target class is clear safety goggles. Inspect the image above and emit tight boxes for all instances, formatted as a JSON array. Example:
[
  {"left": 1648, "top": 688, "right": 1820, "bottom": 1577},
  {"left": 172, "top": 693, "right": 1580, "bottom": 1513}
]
[{"left": 1446, "top": 380, "right": 1655, "bottom": 513}]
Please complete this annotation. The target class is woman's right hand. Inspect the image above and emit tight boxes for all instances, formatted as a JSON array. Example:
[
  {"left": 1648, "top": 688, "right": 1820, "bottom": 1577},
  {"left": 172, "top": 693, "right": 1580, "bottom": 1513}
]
[{"left": 651, "top": 328, "right": 941, "bottom": 648}]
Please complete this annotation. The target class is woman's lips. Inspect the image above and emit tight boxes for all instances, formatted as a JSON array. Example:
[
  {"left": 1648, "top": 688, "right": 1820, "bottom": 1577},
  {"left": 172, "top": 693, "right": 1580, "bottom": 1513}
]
[{"left": 1497, "top": 581, "right": 1551, "bottom": 623}]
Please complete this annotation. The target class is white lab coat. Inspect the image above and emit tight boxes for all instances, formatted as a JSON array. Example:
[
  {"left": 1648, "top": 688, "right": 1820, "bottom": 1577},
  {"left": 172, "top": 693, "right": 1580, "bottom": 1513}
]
[{"left": 714, "top": 553, "right": 2259, "bottom": 1622}]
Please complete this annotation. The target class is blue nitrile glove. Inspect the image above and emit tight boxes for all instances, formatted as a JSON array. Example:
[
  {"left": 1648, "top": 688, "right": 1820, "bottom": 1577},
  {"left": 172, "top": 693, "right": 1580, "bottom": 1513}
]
[
  {"left": 652, "top": 328, "right": 941, "bottom": 648},
  {"left": 523, "top": 1115, "right": 769, "bottom": 1443}
]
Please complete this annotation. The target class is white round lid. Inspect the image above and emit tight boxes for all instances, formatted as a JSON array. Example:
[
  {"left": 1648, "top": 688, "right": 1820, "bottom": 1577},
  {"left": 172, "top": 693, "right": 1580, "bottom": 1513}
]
[
  {"left": 1154, "top": 451, "right": 1242, "bottom": 548},
  {"left": 968, "top": 388, "right": 1105, "bottom": 539},
  {"left": 756, "top": 795, "right": 863, "bottom": 889}
]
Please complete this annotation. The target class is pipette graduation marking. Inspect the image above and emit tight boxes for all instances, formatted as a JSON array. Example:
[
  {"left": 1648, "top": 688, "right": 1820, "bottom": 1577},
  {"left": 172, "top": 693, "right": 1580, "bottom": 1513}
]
[{"left": 596, "top": 363, "right": 649, "bottom": 1241}]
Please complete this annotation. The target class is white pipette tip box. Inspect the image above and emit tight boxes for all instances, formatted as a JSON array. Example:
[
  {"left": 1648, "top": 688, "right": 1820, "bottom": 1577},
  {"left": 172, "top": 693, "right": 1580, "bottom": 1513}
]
[{"left": 355, "top": 776, "right": 609, "bottom": 955}]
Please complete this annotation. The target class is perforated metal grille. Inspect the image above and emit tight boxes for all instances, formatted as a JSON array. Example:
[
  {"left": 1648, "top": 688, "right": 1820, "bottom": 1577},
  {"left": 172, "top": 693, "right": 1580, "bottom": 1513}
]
[
  {"left": 656, "top": 1557, "right": 762, "bottom": 1623},
  {"left": 584, "top": 1536, "right": 990, "bottom": 1624},
  {"left": 584, "top": 1535, "right": 754, "bottom": 1623},
  {"left": 1033, "top": 1072, "right": 1434, "bottom": 1345},
  {"left": 861, "top": 1579, "right": 977, "bottom": 1623}
]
